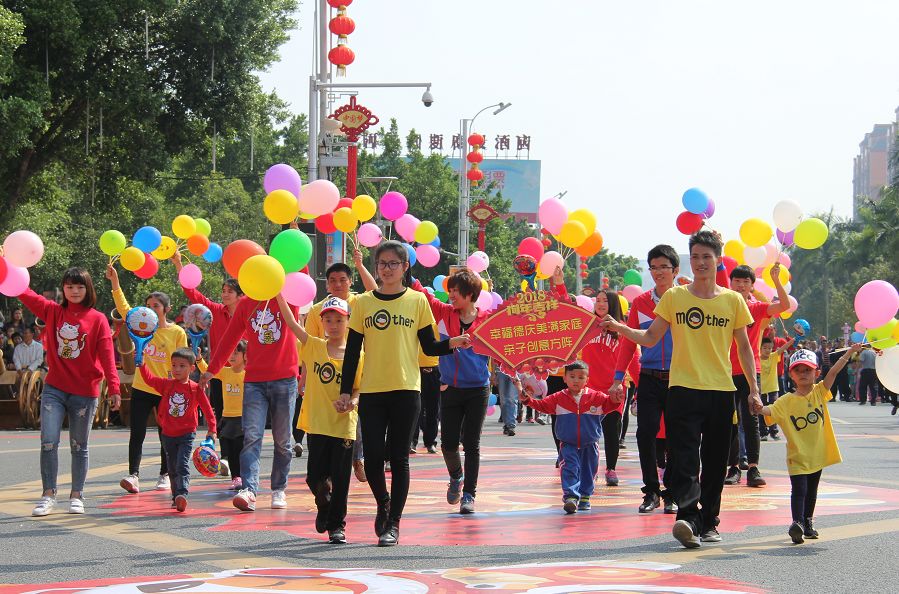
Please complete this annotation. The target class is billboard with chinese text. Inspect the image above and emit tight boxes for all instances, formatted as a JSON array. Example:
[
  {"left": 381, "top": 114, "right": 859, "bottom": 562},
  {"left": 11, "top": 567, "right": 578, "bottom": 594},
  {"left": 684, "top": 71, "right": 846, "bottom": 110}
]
[{"left": 446, "top": 158, "right": 541, "bottom": 223}]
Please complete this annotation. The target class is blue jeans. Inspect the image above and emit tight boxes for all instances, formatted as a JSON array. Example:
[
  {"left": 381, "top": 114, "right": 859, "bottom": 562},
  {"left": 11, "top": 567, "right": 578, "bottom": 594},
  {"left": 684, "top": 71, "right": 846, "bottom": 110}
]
[
  {"left": 241, "top": 377, "right": 297, "bottom": 494},
  {"left": 39, "top": 385, "right": 99, "bottom": 495},
  {"left": 161, "top": 432, "right": 195, "bottom": 498},
  {"left": 497, "top": 372, "right": 518, "bottom": 428}
]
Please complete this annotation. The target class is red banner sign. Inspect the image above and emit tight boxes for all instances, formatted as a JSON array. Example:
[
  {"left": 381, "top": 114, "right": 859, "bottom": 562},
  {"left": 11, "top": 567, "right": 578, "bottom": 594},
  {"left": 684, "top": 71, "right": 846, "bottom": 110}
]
[{"left": 471, "top": 290, "right": 601, "bottom": 379}]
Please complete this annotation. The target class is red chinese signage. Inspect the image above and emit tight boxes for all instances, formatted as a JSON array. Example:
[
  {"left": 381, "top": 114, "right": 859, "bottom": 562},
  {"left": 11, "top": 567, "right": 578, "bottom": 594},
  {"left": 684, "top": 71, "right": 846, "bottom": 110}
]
[
  {"left": 329, "top": 96, "right": 379, "bottom": 142},
  {"left": 471, "top": 290, "right": 601, "bottom": 379}
]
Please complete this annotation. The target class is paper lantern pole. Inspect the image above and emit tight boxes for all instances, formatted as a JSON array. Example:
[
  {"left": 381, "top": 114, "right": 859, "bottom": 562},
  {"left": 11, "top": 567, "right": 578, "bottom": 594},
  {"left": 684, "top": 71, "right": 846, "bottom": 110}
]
[
  {"left": 467, "top": 198, "right": 500, "bottom": 253},
  {"left": 329, "top": 96, "right": 379, "bottom": 202}
]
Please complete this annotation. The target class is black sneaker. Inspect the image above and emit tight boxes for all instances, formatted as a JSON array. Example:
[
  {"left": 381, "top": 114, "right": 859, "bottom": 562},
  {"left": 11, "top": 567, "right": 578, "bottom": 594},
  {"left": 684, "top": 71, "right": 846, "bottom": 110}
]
[
  {"left": 619, "top": 439, "right": 626, "bottom": 449},
  {"left": 760, "top": 434, "right": 768, "bottom": 442},
  {"left": 892, "top": 405, "right": 898, "bottom": 416},
  {"left": 724, "top": 466, "right": 741, "bottom": 485},
  {"left": 378, "top": 522, "right": 399, "bottom": 546},
  {"left": 770, "top": 433, "right": 781, "bottom": 441},
  {"left": 663, "top": 496, "right": 678, "bottom": 514},
  {"left": 374, "top": 496, "right": 390, "bottom": 536},
  {"left": 739, "top": 458, "right": 749, "bottom": 471},
  {"left": 563, "top": 497, "right": 578, "bottom": 514},
  {"left": 803, "top": 518, "right": 819, "bottom": 539},
  {"left": 638, "top": 493, "right": 660, "bottom": 514},
  {"left": 505, "top": 427, "right": 516, "bottom": 436},
  {"left": 328, "top": 528, "right": 346, "bottom": 544},
  {"left": 700, "top": 528, "right": 722, "bottom": 543},
  {"left": 535, "top": 415, "right": 546, "bottom": 425},
  {"left": 789, "top": 521, "right": 805, "bottom": 544},
  {"left": 746, "top": 467, "right": 767, "bottom": 487},
  {"left": 426, "top": 444, "right": 438, "bottom": 454},
  {"left": 672, "top": 520, "right": 700, "bottom": 549}
]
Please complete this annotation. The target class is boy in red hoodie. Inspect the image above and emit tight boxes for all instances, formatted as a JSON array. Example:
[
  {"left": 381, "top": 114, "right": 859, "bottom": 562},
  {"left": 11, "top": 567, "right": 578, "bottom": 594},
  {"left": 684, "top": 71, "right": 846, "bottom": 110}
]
[
  {"left": 139, "top": 348, "right": 217, "bottom": 512},
  {"left": 518, "top": 361, "right": 614, "bottom": 514}
]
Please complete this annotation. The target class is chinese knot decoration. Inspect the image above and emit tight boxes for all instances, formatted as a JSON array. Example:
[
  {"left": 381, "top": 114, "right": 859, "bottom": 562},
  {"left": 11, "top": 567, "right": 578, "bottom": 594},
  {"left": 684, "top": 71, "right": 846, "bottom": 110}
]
[
  {"left": 327, "top": 0, "right": 355, "bottom": 76},
  {"left": 466, "top": 133, "right": 485, "bottom": 185}
]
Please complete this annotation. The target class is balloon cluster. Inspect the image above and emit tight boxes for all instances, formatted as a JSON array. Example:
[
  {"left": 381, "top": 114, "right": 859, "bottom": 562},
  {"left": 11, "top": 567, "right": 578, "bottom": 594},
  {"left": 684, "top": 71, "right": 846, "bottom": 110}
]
[
  {"left": 375, "top": 191, "right": 443, "bottom": 268},
  {"left": 524, "top": 196, "right": 603, "bottom": 288},
  {"left": 676, "top": 188, "right": 715, "bottom": 235},
  {"left": 0, "top": 230, "right": 44, "bottom": 297},
  {"left": 853, "top": 280, "right": 899, "bottom": 354}
]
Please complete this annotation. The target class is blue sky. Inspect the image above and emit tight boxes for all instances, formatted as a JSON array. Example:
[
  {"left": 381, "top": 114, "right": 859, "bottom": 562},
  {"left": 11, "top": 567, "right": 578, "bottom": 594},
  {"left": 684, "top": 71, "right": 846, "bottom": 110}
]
[{"left": 259, "top": 0, "right": 899, "bottom": 260}]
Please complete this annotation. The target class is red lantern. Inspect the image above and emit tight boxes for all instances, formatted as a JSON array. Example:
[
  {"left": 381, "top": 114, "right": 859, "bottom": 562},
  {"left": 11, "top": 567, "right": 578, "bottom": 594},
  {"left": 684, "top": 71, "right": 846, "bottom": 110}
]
[
  {"left": 466, "top": 151, "right": 483, "bottom": 164},
  {"left": 327, "top": 0, "right": 352, "bottom": 7},
  {"left": 329, "top": 14, "right": 355, "bottom": 36},
  {"left": 581, "top": 271, "right": 589, "bottom": 279},
  {"left": 468, "top": 133, "right": 485, "bottom": 147},
  {"left": 466, "top": 168, "right": 484, "bottom": 182},
  {"left": 328, "top": 45, "right": 355, "bottom": 76},
  {"left": 602, "top": 277, "right": 610, "bottom": 289},
  {"left": 580, "top": 262, "right": 588, "bottom": 270},
  {"left": 542, "top": 238, "right": 552, "bottom": 248}
]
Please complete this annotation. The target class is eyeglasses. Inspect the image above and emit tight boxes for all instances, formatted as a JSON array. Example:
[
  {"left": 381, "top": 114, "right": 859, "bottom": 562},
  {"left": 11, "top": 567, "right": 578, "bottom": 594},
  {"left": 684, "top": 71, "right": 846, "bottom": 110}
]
[
  {"left": 648, "top": 265, "right": 674, "bottom": 272},
  {"left": 377, "top": 261, "right": 403, "bottom": 270}
]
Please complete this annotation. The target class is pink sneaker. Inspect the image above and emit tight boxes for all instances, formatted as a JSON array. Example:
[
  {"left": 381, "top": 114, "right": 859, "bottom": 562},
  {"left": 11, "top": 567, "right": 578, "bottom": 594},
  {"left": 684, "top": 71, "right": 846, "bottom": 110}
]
[
  {"left": 605, "top": 469, "right": 619, "bottom": 486},
  {"left": 230, "top": 477, "right": 243, "bottom": 490}
]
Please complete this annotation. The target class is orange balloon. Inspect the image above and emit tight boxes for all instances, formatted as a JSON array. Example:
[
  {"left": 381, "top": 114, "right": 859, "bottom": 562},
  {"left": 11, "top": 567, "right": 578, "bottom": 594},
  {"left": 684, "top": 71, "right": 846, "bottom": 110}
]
[
  {"left": 187, "top": 234, "right": 210, "bottom": 257},
  {"left": 222, "top": 239, "right": 266, "bottom": 278},
  {"left": 442, "top": 278, "right": 449, "bottom": 292},
  {"left": 575, "top": 231, "right": 604, "bottom": 258}
]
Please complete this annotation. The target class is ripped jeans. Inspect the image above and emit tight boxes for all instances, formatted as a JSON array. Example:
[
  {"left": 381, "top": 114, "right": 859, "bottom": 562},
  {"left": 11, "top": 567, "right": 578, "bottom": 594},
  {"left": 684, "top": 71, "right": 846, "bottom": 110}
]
[{"left": 40, "top": 385, "right": 99, "bottom": 495}]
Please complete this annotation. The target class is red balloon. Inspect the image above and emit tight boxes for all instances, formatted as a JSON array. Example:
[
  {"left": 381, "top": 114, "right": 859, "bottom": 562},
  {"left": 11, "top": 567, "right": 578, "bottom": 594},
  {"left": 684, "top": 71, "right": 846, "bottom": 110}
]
[
  {"left": 0, "top": 256, "right": 7, "bottom": 285},
  {"left": 134, "top": 254, "right": 159, "bottom": 279},
  {"left": 315, "top": 212, "right": 337, "bottom": 234},
  {"left": 518, "top": 237, "right": 544, "bottom": 260},
  {"left": 676, "top": 211, "right": 704, "bottom": 235},
  {"left": 721, "top": 256, "right": 738, "bottom": 275},
  {"left": 223, "top": 240, "right": 266, "bottom": 278},
  {"left": 336, "top": 197, "right": 354, "bottom": 210}
]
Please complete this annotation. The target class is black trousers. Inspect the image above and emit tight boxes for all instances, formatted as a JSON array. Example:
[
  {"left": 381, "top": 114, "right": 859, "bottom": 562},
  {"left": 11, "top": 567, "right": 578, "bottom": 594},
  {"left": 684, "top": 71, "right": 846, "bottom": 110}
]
[
  {"left": 728, "top": 374, "right": 761, "bottom": 466},
  {"left": 620, "top": 384, "right": 635, "bottom": 439},
  {"left": 666, "top": 386, "right": 735, "bottom": 534},
  {"left": 292, "top": 393, "right": 306, "bottom": 445},
  {"left": 306, "top": 433, "right": 354, "bottom": 531},
  {"left": 601, "top": 411, "right": 622, "bottom": 469},
  {"left": 635, "top": 373, "right": 669, "bottom": 496},
  {"left": 790, "top": 470, "right": 822, "bottom": 523},
  {"left": 128, "top": 388, "right": 167, "bottom": 477},
  {"left": 209, "top": 378, "right": 224, "bottom": 424},
  {"left": 413, "top": 368, "right": 441, "bottom": 448},
  {"left": 359, "top": 390, "right": 420, "bottom": 522},
  {"left": 218, "top": 416, "right": 243, "bottom": 479},
  {"left": 440, "top": 385, "right": 489, "bottom": 497},
  {"left": 858, "top": 369, "right": 879, "bottom": 404}
]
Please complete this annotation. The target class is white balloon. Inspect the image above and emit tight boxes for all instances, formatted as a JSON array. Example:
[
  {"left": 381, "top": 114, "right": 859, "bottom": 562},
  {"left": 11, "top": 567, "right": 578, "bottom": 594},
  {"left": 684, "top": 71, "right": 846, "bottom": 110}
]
[
  {"left": 783, "top": 281, "right": 792, "bottom": 294},
  {"left": 773, "top": 200, "right": 803, "bottom": 232},
  {"left": 743, "top": 246, "right": 767, "bottom": 268},
  {"left": 875, "top": 347, "right": 899, "bottom": 393}
]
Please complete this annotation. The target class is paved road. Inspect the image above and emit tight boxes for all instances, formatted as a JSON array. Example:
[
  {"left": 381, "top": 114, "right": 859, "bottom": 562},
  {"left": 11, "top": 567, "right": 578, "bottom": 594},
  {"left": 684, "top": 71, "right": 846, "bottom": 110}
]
[{"left": 0, "top": 400, "right": 897, "bottom": 593}]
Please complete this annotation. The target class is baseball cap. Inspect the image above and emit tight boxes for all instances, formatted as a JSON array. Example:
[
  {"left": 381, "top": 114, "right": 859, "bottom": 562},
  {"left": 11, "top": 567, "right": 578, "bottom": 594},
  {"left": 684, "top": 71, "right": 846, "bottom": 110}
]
[
  {"left": 320, "top": 296, "right": 349, "bottom": 317},
  {"left": 789, "top": 349, "right": 818, "bottom": 371}
]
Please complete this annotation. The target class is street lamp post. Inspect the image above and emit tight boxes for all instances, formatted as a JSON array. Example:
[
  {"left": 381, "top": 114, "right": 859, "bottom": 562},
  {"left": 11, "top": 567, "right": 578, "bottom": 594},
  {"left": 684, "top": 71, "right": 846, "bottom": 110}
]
[{"left": 457, "top": 102, "right": 510, "bottom": 263}]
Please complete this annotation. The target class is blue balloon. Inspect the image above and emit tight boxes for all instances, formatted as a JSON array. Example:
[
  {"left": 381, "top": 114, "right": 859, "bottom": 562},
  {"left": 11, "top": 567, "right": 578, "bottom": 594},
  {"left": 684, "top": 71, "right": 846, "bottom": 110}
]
[
  {"left": 132, "top": 226, "right": 162, "bottom": 253},
  {"left": 850, "top": 331, "right": 865, "bottom": 344},
  {"left": 792, "top": 318, "right": 811, "bottom": 338},
  {"left": 403, "top": 243, "right": 416, "bottom": 266},
  {"left": 430, "top": 236, "right": 441, "bottom": 248},
  {"left": 203, "top": 242, "right": 223, "bottom": 263},
  {"left": 682, "top": 188, "right": 710, "bottom": 215},
  {"left": 432, "top": 274, "right": 446, "bottom": 292},
  {"left": 488, "top": 393, "right": 497, "bottom": 406},
  {"left": 125, "top": 306, "right": 159, "bottom": 366}
]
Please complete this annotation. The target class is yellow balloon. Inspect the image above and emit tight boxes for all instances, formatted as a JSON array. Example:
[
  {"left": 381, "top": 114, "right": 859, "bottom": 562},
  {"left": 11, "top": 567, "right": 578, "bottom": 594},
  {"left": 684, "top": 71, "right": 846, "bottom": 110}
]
[
  {"left": 568, "top": 209, "right": 597, "bottom": 236},
  {"left": 172, "top": 215, "right": 196, "bottom": 240},
  {"left": 724, "top": 239, "right": 746, "bottom": 263},
  {"left": 762, "top": 264, "right": 790, "bottom": 288},
  {"left": 739, "top": 218, "right": 773, "bottom": 248},
  {"left": 793, "top": 217, "right": 829, "bottom": 250},
  {"left": 299, "top": 211, "right": 317, "bottom": 220},
  {"left": 152, "top": 236, "right": 177, "bottom": 260},
  {"left": 414, "top": 220, "right": 439, "bottom": 244},
  {"left": 619, "top": 294, "right": 629, "bottom": 316},
  {"left": 120, "top": 246, "right": 146, "bottom": 272},
  {"left": 892, "top": 321, "right": 899, "bottom": 341},
  {"left": 237, "top": 254, "right": 286, "bottom": 301},
  {"left": 535, "top": 263, "right": 550, "bottom": 281},
  {"left": 264, "top": 190, "right": 299, "bottom": 225},
  {"left": 333, "top": 207, "right": 358, "bottom": 233},
  {"left": 520, "top": 280, "right": 529, "bottom": 291},
  {"left": 780, "top": 310, "right": 793, "bottom": 320},
  {"left": 481, "top": 279, "right": 489, "bottom": 291},
  {"left": 557, "top": 220, "right": 588, "bottom": 248},
  {"left": 352, "top": 194, "right": 377, "bottom": 222}
]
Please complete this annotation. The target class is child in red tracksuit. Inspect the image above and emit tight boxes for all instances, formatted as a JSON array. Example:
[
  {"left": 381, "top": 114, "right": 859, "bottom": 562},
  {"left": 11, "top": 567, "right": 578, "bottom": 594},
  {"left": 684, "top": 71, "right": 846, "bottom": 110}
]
[
  {"left": 518, "top": 360, "right": 614, "bottom": 514},
  {"left": 139, "top": 348, "right": 217, "bottom": 512}
]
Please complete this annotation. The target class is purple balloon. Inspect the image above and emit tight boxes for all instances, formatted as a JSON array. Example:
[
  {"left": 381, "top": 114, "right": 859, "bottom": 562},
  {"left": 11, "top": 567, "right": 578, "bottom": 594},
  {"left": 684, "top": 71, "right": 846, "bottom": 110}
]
[
  {"left": 701, "top": 199, "right": 716, "bottom": 219},
  {"left": 263, "top": 164, "right": 302, "bottom": 198},
  {"left": 776, "top": 228, "right": 795, "bottom": 247}
]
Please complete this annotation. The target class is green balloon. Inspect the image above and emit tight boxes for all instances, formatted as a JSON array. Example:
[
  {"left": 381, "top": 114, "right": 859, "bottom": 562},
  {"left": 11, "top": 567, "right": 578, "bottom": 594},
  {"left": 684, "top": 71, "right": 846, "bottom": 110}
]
[
  {"left": 623, "top": 269, "right": 642, "bottom": 287},
  {"left": 435, "top": 291, "right": 449, "bottom": 303},
  {"left": 269, "top": 229, "right": 312, "bottom": 273},
  {"left": 99, "top": 230, "right": 127, "bottom": 256},
  {"left": 194, "top": 217, "right": 212, "bottom": 237}
]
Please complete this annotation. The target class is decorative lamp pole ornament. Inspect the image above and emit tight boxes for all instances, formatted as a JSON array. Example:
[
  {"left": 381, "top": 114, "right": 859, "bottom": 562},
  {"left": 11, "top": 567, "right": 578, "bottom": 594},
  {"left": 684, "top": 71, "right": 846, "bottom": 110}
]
[
  {"left": 467, "top": 133, "right": 485, "bottom": 187},
  {"left": 327, "top": 0, "right": 355, "bottom": 76}
]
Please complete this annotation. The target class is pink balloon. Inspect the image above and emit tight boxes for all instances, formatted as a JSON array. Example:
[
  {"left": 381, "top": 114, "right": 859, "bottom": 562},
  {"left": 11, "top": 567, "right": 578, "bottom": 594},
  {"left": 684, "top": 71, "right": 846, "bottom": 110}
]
[
  {"left": 3, "top": 230, "right": 44, "bottom": 268},
  {"left": 466, "top": 253, "right": 488, "bottom": 273},
  {"left": 539, "top": 251, "right": 563, "bottom": 275},
  {"left": 476, "top": 291, "right": 493, "bottom": 311},
  {"left": 471, "top": 251, "right": 490, "bottom": 269},
  {"left": 754, "top": 279, "right": 775, "bottom": 300},
  {"left": 854, "top": 321, "right": 866, "bottom": 333},
  {"left": 762, "top": 243, "right": 778, "bottom": 267},
  {"left": 486, "top": 405, "right": 496, "bottom": 416},
  {"left": 298, "top": 180, "right": 340, "bottom": 216},
  {"left": 415, "top": 244, "right": 440, "bottom": 268},
  {"left": 395, "top": 214, "right": 420, "bottom": 242},
  {"left": 491, "top": 292, "right": 503, "bottom": 309},
  {"left": 282, "top": 272, "right": 317, "bottom": 307},
  {"left": 622, "top": 284, "right": 643, "bottom": 303},
  {"left": 379, "top": 191, "right": 408, "bottom": 221},
  {"left": 854, "top": 280, "right": 899, "bottom": 329},
  {"left": 0, "top": 264, "right": 29, "bottom": 296},
  {"left": 777, "top": 252, "right": 791, "bottom": 268},
  {"left": 538, "top": 197, "right": 568, "bottom": 235},
  {"left": 518, "top": 237, "right": 544, "bottom": 260},
  {"left": 788, "top": 295, "right": 799, "bottom": 313},
  {"left": 178, "top": 263, "right": 203, "bottom": 290},
  {"left": 357, "top": 223, "right": 383, "bottom": 247},
  {"left": 575, "top": 294, "right": 594, "bottom": 310}
]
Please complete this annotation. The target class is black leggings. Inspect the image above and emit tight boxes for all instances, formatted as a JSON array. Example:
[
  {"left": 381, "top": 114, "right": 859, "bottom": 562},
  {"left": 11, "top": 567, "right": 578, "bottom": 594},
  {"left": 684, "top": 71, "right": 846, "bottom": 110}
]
[
  {"left": 292, "top": 393, "right": 306, "bottom": 445},
  {"left": 547, "top": 375, "right": 566, "bottom": 455},
  {"left": 128, "top": 388, "right": 167, "bottom": 477},
  {"left": 620, "top": 384, "right": 635, "bottom": 440},
  {"left": 728, "top": 374, "right": 761, "bottom": 466},
  {"left": 440, "top": 385, "right": 489, "bottom": 497},
  {"left": 790, "top": 470, "right": 822, "bottom": 522},
  {"left": 209, "top": 378, "right": 224, "bottom": 424},
  {"left": 359, "top": 390, "right": 421, "bottom": 523},
  {"left": 602, "top": 411, "right": 622, "bottom": 469}
]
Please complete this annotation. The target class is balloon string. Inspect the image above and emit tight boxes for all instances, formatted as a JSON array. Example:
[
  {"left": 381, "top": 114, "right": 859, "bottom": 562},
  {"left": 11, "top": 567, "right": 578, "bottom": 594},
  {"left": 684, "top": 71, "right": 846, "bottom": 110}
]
[{"left": 346, "top": 231, "right": 357, "bottom": 249}]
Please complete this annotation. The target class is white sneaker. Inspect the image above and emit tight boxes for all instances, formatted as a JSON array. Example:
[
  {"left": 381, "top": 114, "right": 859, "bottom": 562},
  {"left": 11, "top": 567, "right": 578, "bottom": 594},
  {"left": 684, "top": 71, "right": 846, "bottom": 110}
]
[
  {"left": 232, "top": 488, "right": 256, "bottom": 511},
  {"left": 271, "top": 489, "right": 287, "bottom": 509},
  {"left": 69, "top": 498, "right": 85, "bottom": 514},
  {"left": 120, "top": 474, "right": 140, "bottom": 493},
  {"left": 32, "top": 496, "right": 56, "bottom": 517},
  {"left": 155, "top": 475, "right": 170, "bottom": 491},
  {"left": 219, "top": 459, "right": 230, "bottom": 477}
]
